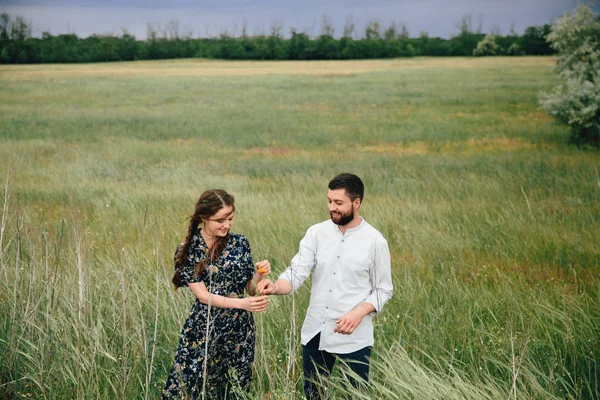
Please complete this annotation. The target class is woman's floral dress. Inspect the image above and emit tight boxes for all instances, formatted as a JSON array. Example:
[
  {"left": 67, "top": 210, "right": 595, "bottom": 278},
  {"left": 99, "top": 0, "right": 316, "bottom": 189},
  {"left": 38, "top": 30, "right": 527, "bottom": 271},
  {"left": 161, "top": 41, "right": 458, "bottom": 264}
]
[{"left": 162, "top": 231, "right": 256, "bottom": 399}]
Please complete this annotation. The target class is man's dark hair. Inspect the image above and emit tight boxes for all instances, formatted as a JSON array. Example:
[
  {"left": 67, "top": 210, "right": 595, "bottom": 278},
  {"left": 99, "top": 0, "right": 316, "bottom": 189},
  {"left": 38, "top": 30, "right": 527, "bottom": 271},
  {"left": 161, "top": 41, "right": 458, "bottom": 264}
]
[{"left": 328, "top": 173, "right": 364, "bottom": 203}]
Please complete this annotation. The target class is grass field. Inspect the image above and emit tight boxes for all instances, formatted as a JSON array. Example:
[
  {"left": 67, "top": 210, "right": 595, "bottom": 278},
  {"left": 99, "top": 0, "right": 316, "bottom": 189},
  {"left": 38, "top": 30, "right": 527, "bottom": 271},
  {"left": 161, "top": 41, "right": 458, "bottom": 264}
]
[{"left": 0, "top": 56, "right": 599, "bottom": 399}]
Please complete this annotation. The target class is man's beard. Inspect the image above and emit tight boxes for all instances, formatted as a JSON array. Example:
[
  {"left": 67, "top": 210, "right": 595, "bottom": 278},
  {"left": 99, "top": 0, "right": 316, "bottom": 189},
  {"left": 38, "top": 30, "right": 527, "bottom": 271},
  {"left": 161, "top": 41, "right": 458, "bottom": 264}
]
[{"left": 330, "top": 209, "right": 354, "bottom": 226}]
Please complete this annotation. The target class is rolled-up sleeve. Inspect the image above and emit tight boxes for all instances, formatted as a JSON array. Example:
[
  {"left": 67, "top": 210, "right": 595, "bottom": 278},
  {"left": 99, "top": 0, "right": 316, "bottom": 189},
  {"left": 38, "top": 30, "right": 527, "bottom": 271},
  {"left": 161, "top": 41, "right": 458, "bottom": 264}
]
[
  {"left": 365, "top": 234, "right": 393, "bottom": 313},
  {"left": 279, "top": 227, "right": 317, "bottom": 293}
]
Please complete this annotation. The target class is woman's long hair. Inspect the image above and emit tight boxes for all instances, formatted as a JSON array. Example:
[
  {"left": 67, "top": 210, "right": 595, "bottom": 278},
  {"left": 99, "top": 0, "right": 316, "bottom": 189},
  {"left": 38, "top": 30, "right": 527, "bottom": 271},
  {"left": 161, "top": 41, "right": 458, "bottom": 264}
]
[{"left": 172, "top": 189, "right": 235, "bottom": 289}]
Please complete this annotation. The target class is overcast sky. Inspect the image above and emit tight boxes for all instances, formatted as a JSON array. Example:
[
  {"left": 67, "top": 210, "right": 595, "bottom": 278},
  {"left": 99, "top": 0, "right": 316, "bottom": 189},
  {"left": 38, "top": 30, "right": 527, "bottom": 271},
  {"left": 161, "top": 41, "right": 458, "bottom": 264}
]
[{"left": 0, "top": 0, "right": 597, "bottom": 39}]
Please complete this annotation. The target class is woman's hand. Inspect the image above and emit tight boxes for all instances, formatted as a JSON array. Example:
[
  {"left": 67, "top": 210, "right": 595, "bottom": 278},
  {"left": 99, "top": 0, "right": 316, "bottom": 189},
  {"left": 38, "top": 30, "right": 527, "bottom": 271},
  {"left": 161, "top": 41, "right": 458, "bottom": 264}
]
[
  {"left": 246, "top": 260, "right": 271, "bottom": 296},
  {"left": 243, "top": 295, "right": 270, "bottom": 312},
  {"left": 255, "top": 260, "right": 271, "bottom": 276}
]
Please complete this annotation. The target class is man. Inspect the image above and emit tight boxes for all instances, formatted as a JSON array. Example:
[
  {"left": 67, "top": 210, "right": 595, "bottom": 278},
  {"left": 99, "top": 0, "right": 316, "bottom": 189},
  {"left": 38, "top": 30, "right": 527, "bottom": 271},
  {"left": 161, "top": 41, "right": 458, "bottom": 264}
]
[{"left": 257, "top": 173, "right": 393, "bottom": 399}]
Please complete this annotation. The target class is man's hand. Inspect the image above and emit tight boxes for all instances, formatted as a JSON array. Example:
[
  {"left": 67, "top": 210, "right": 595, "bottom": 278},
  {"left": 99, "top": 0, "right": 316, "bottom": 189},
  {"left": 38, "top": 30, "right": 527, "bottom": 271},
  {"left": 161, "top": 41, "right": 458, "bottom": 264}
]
[
  {"left": 257, "top": 278, "right": 293, "bottom": 296},
  {"left": 334, "top": 303, "right": 375, "bottom": 335},
  {"left": 334, "top": 309, "right": 364, "bottom": 335},
  {"left": 257, "top": 279, "right": 276, "bottom": 295}
]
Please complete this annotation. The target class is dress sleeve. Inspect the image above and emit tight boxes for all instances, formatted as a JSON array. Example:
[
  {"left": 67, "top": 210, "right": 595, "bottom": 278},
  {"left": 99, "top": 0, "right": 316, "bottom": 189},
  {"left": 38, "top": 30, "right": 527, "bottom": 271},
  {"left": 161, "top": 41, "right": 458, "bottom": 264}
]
[
  {"left": 239, "top": 235, "right": 255, "bottom": 283},
  {"left": 175, "top": 242, "right": 205, "bottom": 285}
]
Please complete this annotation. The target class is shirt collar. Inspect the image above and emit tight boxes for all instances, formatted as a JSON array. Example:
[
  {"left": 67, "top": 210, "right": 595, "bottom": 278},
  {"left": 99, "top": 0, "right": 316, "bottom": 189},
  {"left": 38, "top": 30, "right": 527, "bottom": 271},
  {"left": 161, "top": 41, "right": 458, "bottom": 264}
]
[{"left": 334, "top": 217, "right": 365, "bottom": 235}]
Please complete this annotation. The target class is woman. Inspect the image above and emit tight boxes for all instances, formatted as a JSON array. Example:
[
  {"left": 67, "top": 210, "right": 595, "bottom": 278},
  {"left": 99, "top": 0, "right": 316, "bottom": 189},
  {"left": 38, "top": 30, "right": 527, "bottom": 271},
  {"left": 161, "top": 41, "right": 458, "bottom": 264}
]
[{"left": 163, "top": 189, "right": 270, "bottom": 399}]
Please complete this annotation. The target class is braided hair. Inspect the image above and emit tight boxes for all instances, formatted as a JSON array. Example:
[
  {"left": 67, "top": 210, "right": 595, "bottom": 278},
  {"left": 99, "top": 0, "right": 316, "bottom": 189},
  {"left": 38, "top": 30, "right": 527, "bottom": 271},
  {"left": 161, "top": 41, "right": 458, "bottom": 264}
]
[{"left": 172, "top": 189, "right": 235, "bottom": 289}]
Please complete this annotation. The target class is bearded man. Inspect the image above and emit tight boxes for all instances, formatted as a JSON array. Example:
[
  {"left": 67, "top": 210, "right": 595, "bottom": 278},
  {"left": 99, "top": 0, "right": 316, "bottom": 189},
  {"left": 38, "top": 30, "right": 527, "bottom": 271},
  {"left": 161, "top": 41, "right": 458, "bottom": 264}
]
[{"left": 258, "top": 172, "right": 393, "bottom": 399}]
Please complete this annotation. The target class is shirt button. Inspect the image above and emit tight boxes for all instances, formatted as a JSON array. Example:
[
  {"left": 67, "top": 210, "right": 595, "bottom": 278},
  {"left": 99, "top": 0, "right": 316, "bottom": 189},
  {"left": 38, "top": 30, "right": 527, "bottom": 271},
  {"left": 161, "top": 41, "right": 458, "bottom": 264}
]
[
  {"left": 326, "top": 306, "right": 328, "bottom": 309},
  {"left": 333, "top": 272, "right": 336, "bottom": 275},
  {"left": 337, "top": 256, "right": 340, "bottom": 258},
  {"left": 329, "top": 289, "right": 332, "bottom": 292}
]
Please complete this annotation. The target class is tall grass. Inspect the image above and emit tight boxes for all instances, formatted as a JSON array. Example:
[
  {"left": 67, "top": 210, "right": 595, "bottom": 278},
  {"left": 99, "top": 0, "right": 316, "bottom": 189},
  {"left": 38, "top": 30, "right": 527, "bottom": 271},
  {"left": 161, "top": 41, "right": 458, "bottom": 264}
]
[{"left": 1, "top": 57, "right": 599, "bottom": 399}]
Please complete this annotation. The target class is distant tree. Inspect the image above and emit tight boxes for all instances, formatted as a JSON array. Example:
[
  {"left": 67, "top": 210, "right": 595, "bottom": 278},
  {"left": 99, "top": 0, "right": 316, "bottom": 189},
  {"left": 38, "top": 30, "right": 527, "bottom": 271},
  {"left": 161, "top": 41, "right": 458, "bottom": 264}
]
[
  {"left": 455, "top": 14, "right": 473, "bottom": 35},
  {"left": 237, "top": 22, "right": 258, "bottom": 59},
  {"left": 399, "top": 23, "right": 410, "bottom": 39},
  {"left": 339, "top": 35, "right": 357, "bottom": 59},
  {"left": 10, "top": 15, "right": 30, "bottom": 41},
  {"left": 417, "top": 35, "right": 451, "bottom": 56},
  {"left": 287, "top": 28, "right": 311, "bottom": 59},
  {"left": 50, "top": 34, "right": 78, "bottom": 62},
  {"left": 313, "top": 13, "right": 338, "bottom": 59},
  {"left": 320, "top": 13, "right": 334, "bottom": 37},
  {"left": 517, "top": 24, "right": 553, "bottom": 55},
  {"left": 0, "top": 14, "right": 12, "bottom": 62},
  {"left": 144, "top": 23, "right": 161, "bottom": 59},
  {"left": 358, "top": 20, "right": 382, "bottom": 58},
  {"left": 384, "top": 22, "right": 397, "bottom": 41},
  {"left": 539, "top": 5, "right": 600, "bottom": 147},
  {"left": 0, "top": 13, "right": 31, "bottom": 63},
  {"left": 166, "top": 20, "right": 180, "bottom": 40},
  {"left": 0, "top": 13, "right": 9, "bottom": 44},
  {"left": 495, "top": 31, "right": 517, "bottom": 55},
  {"left": 265, "top": 20, "right": 287, "bottom": 59},
  {"left": 83, "top": 35, "right": 111, "bottom": 62},
  {"left": 117, "top": 30, "right": 139, "bottom": 60},
  {"left": 473, "top": 34, "right": 498, "bottom": 56},
  {"left": 412, "top": 31, "right": 427, "bottom": 55},
  {"left": 213, "top": 32, "right": 234, "bottom": 59},
  {"left": 343, "top": 15, "right": 357, "bottom": 39},
  {"left": 0, "top": 10, "right": 579, "bottom": 64},
  {"left": 506, "top": 41, "right": 525, "bottom": 56},
  {"left": 339, "top": 15, "right": 357, "bottom": 58},
  {"left": 365, "top": 20, "right": 381, "bottom": 40},
  {"left": 450, "top": 14, "right": 484, "bottom": 55},
  {"left": 314, "top": 27, "right": 338, "bottom": 59}
]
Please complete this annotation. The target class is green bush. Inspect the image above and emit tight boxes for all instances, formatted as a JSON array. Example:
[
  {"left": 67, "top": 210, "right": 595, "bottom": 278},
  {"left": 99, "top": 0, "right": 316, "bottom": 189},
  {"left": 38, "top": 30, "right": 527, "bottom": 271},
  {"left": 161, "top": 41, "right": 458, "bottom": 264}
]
[
  {"left": 539, "top": 5, "right": 600, "bottom": 147},
  {"left": 473, "top": 35, "right": 498, "bottom": 56}
]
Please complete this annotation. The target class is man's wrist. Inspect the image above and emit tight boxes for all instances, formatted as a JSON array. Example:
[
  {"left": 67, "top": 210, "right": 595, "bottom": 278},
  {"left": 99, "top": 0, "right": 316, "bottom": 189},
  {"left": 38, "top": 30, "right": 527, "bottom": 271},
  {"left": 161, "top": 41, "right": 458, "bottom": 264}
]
[{"left": 359, "top": 302, "right": 376, "bottom": 317}]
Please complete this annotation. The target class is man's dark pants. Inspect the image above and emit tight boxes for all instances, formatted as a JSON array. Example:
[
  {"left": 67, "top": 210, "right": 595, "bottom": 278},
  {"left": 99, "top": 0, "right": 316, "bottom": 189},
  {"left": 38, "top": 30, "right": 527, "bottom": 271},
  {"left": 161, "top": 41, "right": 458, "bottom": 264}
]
[{"left": 302, "top": 332, "right": 371, "bottom": 399}]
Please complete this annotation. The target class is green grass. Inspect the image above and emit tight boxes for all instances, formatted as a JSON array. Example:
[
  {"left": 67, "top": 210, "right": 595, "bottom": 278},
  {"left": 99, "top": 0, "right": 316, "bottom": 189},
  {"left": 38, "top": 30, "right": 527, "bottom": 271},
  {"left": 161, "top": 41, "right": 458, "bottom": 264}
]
[{"left": 0, "top": 57, "right": 599, "bottom": 399}]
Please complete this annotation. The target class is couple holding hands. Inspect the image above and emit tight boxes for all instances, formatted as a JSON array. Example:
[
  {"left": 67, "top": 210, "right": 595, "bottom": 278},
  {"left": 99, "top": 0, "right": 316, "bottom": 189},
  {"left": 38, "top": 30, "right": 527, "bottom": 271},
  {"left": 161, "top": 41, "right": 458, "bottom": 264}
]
[{"left": 163, "top": 173, "right": 393, "bottom": 400}]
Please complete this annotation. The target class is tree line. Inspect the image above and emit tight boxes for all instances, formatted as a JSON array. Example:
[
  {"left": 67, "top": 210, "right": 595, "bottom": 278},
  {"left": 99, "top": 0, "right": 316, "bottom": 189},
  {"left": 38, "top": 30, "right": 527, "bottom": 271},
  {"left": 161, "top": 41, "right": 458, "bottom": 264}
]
[{"left": 0, "top": 13, "right": 554, "bottom": 63}]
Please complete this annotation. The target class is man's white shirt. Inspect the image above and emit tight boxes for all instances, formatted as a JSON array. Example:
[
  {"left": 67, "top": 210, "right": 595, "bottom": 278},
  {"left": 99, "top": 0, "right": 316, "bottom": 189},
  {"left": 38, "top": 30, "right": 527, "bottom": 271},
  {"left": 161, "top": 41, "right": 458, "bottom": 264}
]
[{"left": 279, "top": 218, "right": 393, "bottom": 354}]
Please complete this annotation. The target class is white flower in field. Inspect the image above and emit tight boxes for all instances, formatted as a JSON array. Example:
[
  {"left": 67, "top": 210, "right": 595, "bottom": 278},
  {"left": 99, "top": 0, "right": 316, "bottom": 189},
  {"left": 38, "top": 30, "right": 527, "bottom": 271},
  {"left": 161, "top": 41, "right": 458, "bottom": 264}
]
[{"left": 106, "top": 203, "right": 109, "bottom": 207}]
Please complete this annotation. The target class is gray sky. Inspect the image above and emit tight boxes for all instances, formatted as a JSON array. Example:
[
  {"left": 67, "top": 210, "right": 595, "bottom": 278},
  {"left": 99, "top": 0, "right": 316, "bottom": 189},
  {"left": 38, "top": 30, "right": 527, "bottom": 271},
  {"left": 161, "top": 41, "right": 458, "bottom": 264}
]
[{"left": 0, "top": 0, "right": 597, "bottom": 39}]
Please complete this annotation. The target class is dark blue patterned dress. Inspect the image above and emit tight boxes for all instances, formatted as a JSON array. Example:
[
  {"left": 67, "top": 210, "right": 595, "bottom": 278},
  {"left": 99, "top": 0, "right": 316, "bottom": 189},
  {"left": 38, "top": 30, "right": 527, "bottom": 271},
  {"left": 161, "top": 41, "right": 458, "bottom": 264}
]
[{"left": 162, "top": 231, "right": 256, "bottom": 399}]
